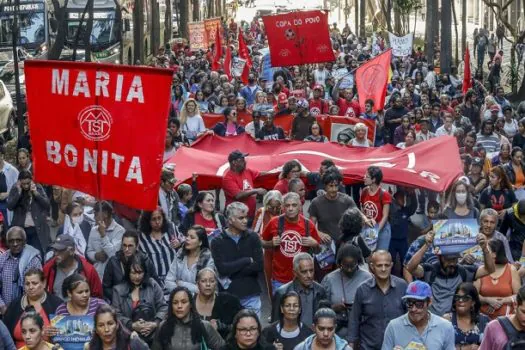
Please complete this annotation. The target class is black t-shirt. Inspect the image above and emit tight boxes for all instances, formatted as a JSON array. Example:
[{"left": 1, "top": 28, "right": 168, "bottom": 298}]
[
  {"left": 261, "top": 322, "right": 313, "bottom": 350},
  {"left": 479, "top": 187, "right": 517, "bottom": 212},
  {"left": 256, "top": 126, "right": 286, "bottom": 140}
]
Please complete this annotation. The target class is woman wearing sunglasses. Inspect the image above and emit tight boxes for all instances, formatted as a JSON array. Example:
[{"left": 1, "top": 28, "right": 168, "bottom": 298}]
[
  {"left": 213, "top": 107, "right": 246, "bottom": 137},
  {"left": 443, "top": 282, "right": 490, "bottom": 349}
]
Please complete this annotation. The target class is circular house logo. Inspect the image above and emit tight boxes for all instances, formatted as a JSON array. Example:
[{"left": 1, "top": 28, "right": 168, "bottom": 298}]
[{"left": 78, "top": 105, "right": 113, "bottom": 141}]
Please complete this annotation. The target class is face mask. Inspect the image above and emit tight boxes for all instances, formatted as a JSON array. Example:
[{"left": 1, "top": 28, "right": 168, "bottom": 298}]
[
  {"left": 455, "top": 192, "right": 467, "bottom": 205},
  {"left": 72, "top": 215, "right": 83, "bottom": 225}
]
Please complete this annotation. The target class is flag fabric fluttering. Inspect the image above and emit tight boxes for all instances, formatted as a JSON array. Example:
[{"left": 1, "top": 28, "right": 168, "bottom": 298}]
[
  {"left": 212, "top": 24, "right": 222, "bottom": 71},
  {"left": 238, "top": 28, "right": 252, "bottom": 83},
  {"left": 224, "top": 45, "right": 232, "bottom": 79},
  {"left": 462, "top": 46, "right": 472, "bottom": 95},
  {"left": 355, "top": 49, "right": 392, "bottom": 112}
]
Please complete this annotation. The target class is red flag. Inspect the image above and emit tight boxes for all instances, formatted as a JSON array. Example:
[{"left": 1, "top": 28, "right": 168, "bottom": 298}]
[
  {"left": 238, "top": 28, "right": 252, "bottom": 84},
  {"left": 24, "top": 60, "right": 172, "bottom": 211},
  {"left": 462, "top": 46, "right": 472, "bottom": 95},
  {"left": 224, "top": 45, "right": 232, "bottom": 79},
  {"left": 355, "top": 49, "right": 392, "bottom": 112},
  {"left": 262, "top": 10, "right": 335, "bottom": 66},
  {"left": 170, "top": 134, "right": 462, "bottom": 192},
  {"left": 212, "top": 24, "right": 222, "bottom": 71}
]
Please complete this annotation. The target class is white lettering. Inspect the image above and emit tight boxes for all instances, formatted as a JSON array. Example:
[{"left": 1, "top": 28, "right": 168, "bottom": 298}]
[
  {"left": 126, "top": 156, "right": 143, "bottom": 184},
  {"left": 95, "top": 71, "right": 110, "bottom": 97},
  {"left": 101, "top": 150, "right": 108, "bottom": 175},
  {"left": 84, "top": 149, "right": 98, "bottom": 173},
  {"left": 51, "top": 69, "right": 69, "bottom": 96},
  {"left": 64, "top": 144, "right": 78, "bottom": 167},
  {"left": 126, "top": 76, "right": 144, "bottom": 103},
  {"left": 112, "top": 153, "right": 124, "bottom": 178},
  {"left": 46, "top": 141, "right": 61, "bottom": 163},
  {"left": 115, "top": 74, "right": 123, "bottom": 102},
  {"left": 72, "top": 71, "right": 91, "bottom": 97}
]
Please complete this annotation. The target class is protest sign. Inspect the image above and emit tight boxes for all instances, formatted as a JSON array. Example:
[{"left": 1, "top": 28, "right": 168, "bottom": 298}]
[
  {"left": 204, "top": 17, "right": 221, "bottom": 45},
  {"left": 432, "top": 219, "right": 479, "bottom": 255},
  {"left": 51, "top": 314, "right": 94, "bottom": 350},
  {"left": 262, "top": 10, "right": 335, "bottom": 66},
  {"left": 388, "top": 32, "right": 414, "bottom": 57},
  {"left": 188, "top": 22, "right": 207, "bottom": 50},
  {"left": 232, "top": 57, "right": 247, "bottom": 77},
  {"left": 25, "top": 60, "right": 172, "bottom": 211}
]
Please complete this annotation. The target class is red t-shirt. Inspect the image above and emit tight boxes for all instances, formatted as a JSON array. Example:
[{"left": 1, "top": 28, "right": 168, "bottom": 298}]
[
  {"left": 337, "top": 98, "right": 361, "bottom": 118},
  {"left": 222, "top": 168, "right": 259, "bottom": 217},
  {"left": 273, "top": 178, "right": 289, "bottom": 195},
  {"left": 360, "top": 187, "right": 392, "bottom": 223},
  {"left": 308, "top": 98, "right": 329, "bottom": 116},
  {"left": 194, "top": 212, "right": 218, "bottom": 235},
  {"left": 262, "top": 214, "right": 320, "bottom": 283}
]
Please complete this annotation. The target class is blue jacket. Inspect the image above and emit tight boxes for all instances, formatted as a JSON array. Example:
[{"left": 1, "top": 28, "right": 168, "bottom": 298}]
[
  {"left": 389, "top": 192, "right": 417, "bottom": 240},
  {"left": 239, "top": 85, "right": 261, "bottom": 105},
  {"left": 294, "top": 334, "right": 351, "bottom": 350}
]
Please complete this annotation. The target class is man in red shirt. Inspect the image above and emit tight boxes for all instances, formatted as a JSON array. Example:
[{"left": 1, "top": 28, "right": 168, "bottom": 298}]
[
  {"left": 222, "top": 150, "right": 267, "bottom": 219},
  {"left": 262, "top": 192, "right": 320, "bottom": 292},
  {"left": 337, "top": 88, "right": 361, "bottom": 117},
  {"left": 308, "top": 85, "right": 329, "bottom": 116}
]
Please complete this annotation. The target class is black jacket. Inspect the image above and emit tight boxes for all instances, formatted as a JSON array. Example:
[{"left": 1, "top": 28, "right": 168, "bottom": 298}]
[
  {"left": 102, "top": 250, "right": 159, "bottom": 301},
  {"left": 4, "top": 292, "right": 63, "bottom": 334},
  {"left": 210, "top": 229, "right": 264, "bottom": 299},
  {"left": 271, "top": 279, "right": 327, "bottom": 324},
  {"left": 503, "top": 162, "right": 525, "bottom": 187},
  {"left": 204, "top": 292, "right": 243, "bottom": 339},
  {"left": 500, "top": 203, "right": 525, "bottom": 261},
  {"left": 179, "top": 211, "right": 226, "bottom": 236}
]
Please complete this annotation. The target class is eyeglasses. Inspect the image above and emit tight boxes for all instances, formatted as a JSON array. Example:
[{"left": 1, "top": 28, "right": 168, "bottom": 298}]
[
  {"left": 237, "top": 327, "right": 258, "bottom": 335},
  {"left": 340, "top": 262, "right": 357, "bottom": 270},
  {"left": 405, "top": 299, "right": 426, "bottom": 309},
  {"left": 454, "top": 294, "right": 473, "bottom": 302}
]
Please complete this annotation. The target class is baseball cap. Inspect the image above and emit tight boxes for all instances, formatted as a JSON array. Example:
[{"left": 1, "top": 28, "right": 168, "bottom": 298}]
[
  {"left": 297, "top": 99, "right": 309, "bottom": 109},
  {"left": 490, "top": 105, "right": 500, "bottom": 112},
  {"left": 51, "top": 234, "right": 76, "bottom": 251},
  {"left": 472, "top": 157, "right": 483, "bottom": 166},
  {"left": 161, "top": 167, "right": 176, "bottom": 184},
  {"left": 313, "top": 84, "right": 323, "bottom": 90},
  {"left": 228, "top": 150, "right": 249, "bottom": 163},
  {"left": 402, "top": 281, "right": 432, "bottom": 301},
  {"left": 278, "top": 93, "right": 288, "bottom": 104}
]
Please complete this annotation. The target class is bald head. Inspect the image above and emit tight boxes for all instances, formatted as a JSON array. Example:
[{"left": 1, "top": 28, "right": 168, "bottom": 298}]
[
  {"left": 369, "top": 250, "right": 393, "bottom": 281},
  {"left": 370, "top": 250, "right": 392, "bottom": 263}
]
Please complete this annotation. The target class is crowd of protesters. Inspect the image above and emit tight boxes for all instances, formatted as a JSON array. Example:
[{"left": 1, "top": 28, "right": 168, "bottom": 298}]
[{"left": 3, "top": 5, "right": 525, "bottom": 350}]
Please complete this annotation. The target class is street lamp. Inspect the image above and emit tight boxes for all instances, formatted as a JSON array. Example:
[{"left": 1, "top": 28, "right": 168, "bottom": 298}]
[{"left": 10, "top": 0, "right": 25, "bottom": 139}]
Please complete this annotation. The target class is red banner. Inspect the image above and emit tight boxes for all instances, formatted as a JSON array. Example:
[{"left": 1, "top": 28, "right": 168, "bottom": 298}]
[
  {"left": 355, "top": 49, "right": 391, "bottom": 112},
  {"left": 201, "top": 113, "right": 375, "bottom": 143},
  {"left": 24, "top": 60, "right": 172, "bottom": 211},
  {"left": 188, "top": 22, "right": 207, "bottom": 50},
  {"left": 463, "top": 47, "right": 472, "bottom": 95},
  {"left": 169, "top": 135, "right": 462, "bottom": 192},
  {"left": 204, "top": 18, "right": 221, "bottom": 45},
  {"left": 262, "top": 10, "right": 335, "bottom": 66}
]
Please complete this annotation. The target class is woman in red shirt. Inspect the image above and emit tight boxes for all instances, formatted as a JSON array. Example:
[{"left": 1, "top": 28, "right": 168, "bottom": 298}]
[
  {"left": 360, "top": 166, "right": 392, "bottom": 250},
  {"left": 274, "top": 160, "right": 302, "bottom": 195},
  {"left": 180, "top": 192, "right": 226, "bottom": 236}
]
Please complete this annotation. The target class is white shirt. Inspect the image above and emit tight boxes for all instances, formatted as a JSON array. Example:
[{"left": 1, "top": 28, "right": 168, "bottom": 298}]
[
  {"left": 86, "top": 220, "right": 126, "bottom": 278},
  {"left": 435, "top": 124, "right": 457, "bottom": 137}
]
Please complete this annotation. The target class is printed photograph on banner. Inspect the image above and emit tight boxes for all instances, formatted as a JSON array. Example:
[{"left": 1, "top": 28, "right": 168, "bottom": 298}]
[
  {"left": 360, "top": 224, "right": 379, "bottom": 251},
  {"left": 51, "top": 314, "right": 94, "bottom": 350},
  {"left": 432, "top": 219, "right": 479, "bottom": 255},
  {"left": 461, "top": 245, "right": 484, "bottom": 264},
  {"left": 188, "top": 22, "right": 207, "bottom": 51},
  {"left": 330, "top": 122, "right": 367, "bottom": 143}
]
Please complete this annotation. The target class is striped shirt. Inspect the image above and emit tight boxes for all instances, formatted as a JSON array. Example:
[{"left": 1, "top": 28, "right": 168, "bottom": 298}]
[
  {"left": 0, "top": 249, "right": 41, "bottom": 307},
  {"left": 476, "top": 133, "right": 501, "bottom": 153},
  {"left": 55, "top": 297, "right": 106, "bottom": 316},
  {"left": 139, "top": 232, "right": 176, "bottom": 282}
]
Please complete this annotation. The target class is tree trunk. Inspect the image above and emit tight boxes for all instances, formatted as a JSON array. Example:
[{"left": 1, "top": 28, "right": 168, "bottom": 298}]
[
  {"left": 208, "top": 0, "right": 214, "bottom": 18},
  {"left": 151, "top": 0, "right": 160, "bottom": 55},
  {"left": 394, "top": 3, "right": 402, "bottom": 34},
  {"left": 84, "top": 0, "right": 94, "bottom": 62},
  {"left": 359, "top": 0, "right": 365, "bottom": 38},
  {"left": 425, "top": 0, "right": 438, "bottom": 64},
  {"left": 179, "top": 0, "right": 189, "bottom": 39},
  {"left": 354, "top": 0, "right": 358, "bottom": 36},
  {"left": 441, "top": 0, "right": 452, "bottom": 73},
  {"left": 461, "top": 0, "right": 466, "bottom": 56},
  {"left": 48, "top": 0, "right": 69, "bottom": 60},
  {"left": 165, "top": 0, "right": 172, "bottom": 43},
  {"left": 193, "top": 0, "right": 199, "bottom": 21},
  {"left": 133, "top": 0, "right": 145, "bottom": 63},
  {"left": 451, "top": 0, "right": 459, "bottom": 66},
  {"left": 511, "top": 44, "right": 517, "bottom": 93},
  {"left": 216, "top": 0, "right": 222, "bottom": 17}
]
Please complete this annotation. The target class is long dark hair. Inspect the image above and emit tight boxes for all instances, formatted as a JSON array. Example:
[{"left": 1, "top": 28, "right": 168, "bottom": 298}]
[
  {"left": 181, "top": 225, "right": 210, "bottom": 257},
  {"left": 124, "top": 255, "right": 152, "bottom": 287},
  {"left": 451, "top": 282, "right": 482, "bottom": 324},
  {"left": 158, "top": 287, "right": 208, "bottom": 347},
  {"left": 88, "top": 305, "right": 131, "bottom": 350},
  {"left": 139, "top": 208, "right": 169, "bottom": 234},
  {"left": 190, "top": 192, "right": 215, "bottom": 214},
  {"left": 278, "top": 291, "right": 302, "bottom": 333}
]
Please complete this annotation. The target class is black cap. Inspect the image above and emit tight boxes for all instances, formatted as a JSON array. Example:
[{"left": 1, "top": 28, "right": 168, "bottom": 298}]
[
  {"left": 228, "top": 150, "right": 249, "bottom": 163},
  {"left": 50, "top": 234, "right": 75, "bottom": 251},
  {"left": 472, "top": 157, "right": 483, "bottom": 166}
]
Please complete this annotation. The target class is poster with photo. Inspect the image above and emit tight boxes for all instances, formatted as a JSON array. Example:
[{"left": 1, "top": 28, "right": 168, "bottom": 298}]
[
  {"left": 432, "top": 219, "right": 479, "bottom": 255},
  {"left": 51, "top": 315, "right": 94, "bottom": 350}
]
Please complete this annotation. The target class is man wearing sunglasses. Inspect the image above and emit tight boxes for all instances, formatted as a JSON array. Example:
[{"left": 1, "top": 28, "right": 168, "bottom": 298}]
[{"left": 382, "top": 281, "right": 455, "bottom": 350}]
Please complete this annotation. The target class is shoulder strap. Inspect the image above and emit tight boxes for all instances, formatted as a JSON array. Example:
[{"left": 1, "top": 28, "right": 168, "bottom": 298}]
[
  {"left": 304, "top": 218, "right": 310, "bottom": 237},
  {"left": 278, "top": 215, "right": 285, "bottom": 237},
  {"left": 498, "top": 316, "right": 518, "bottom": 340}
]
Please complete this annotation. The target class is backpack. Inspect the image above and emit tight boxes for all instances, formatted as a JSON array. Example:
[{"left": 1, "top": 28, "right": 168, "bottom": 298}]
[{"left": 498, "top": 316, "right": 525, "bottom": 349}]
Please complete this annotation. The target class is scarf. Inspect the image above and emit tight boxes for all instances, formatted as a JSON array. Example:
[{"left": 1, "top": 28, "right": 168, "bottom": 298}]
[{"left": 63, "top": 214, "right": 87, "bottom": 257}]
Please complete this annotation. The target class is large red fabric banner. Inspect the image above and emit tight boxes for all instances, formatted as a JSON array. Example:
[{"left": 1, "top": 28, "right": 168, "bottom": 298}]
[
  {"left": 169, "top": 134, "right": 462, "bottom": 192},
  {"left": 201, "top": 113, "right": 375, "bottom": 143},
  {"left": 204, "top": 18, "right": 221, "bottom": 45},
  {"left": 24, "top": 60, "right": 172, "bottom": 211},
  {"left": 262, "top": 10, "right": 335, "bottom": 66},
  {"left": 355, "top": 49, "right": 391, "bottom": 112}
]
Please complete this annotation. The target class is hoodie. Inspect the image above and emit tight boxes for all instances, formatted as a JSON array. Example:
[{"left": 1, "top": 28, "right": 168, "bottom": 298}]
[{"left": 293, "top": 334, "right": 352, "bottom": 350}]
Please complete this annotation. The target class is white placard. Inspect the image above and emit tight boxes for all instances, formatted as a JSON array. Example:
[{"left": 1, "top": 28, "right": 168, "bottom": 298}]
[{"left": 388, "top": 32, "right": 414, "bottom": 57}]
